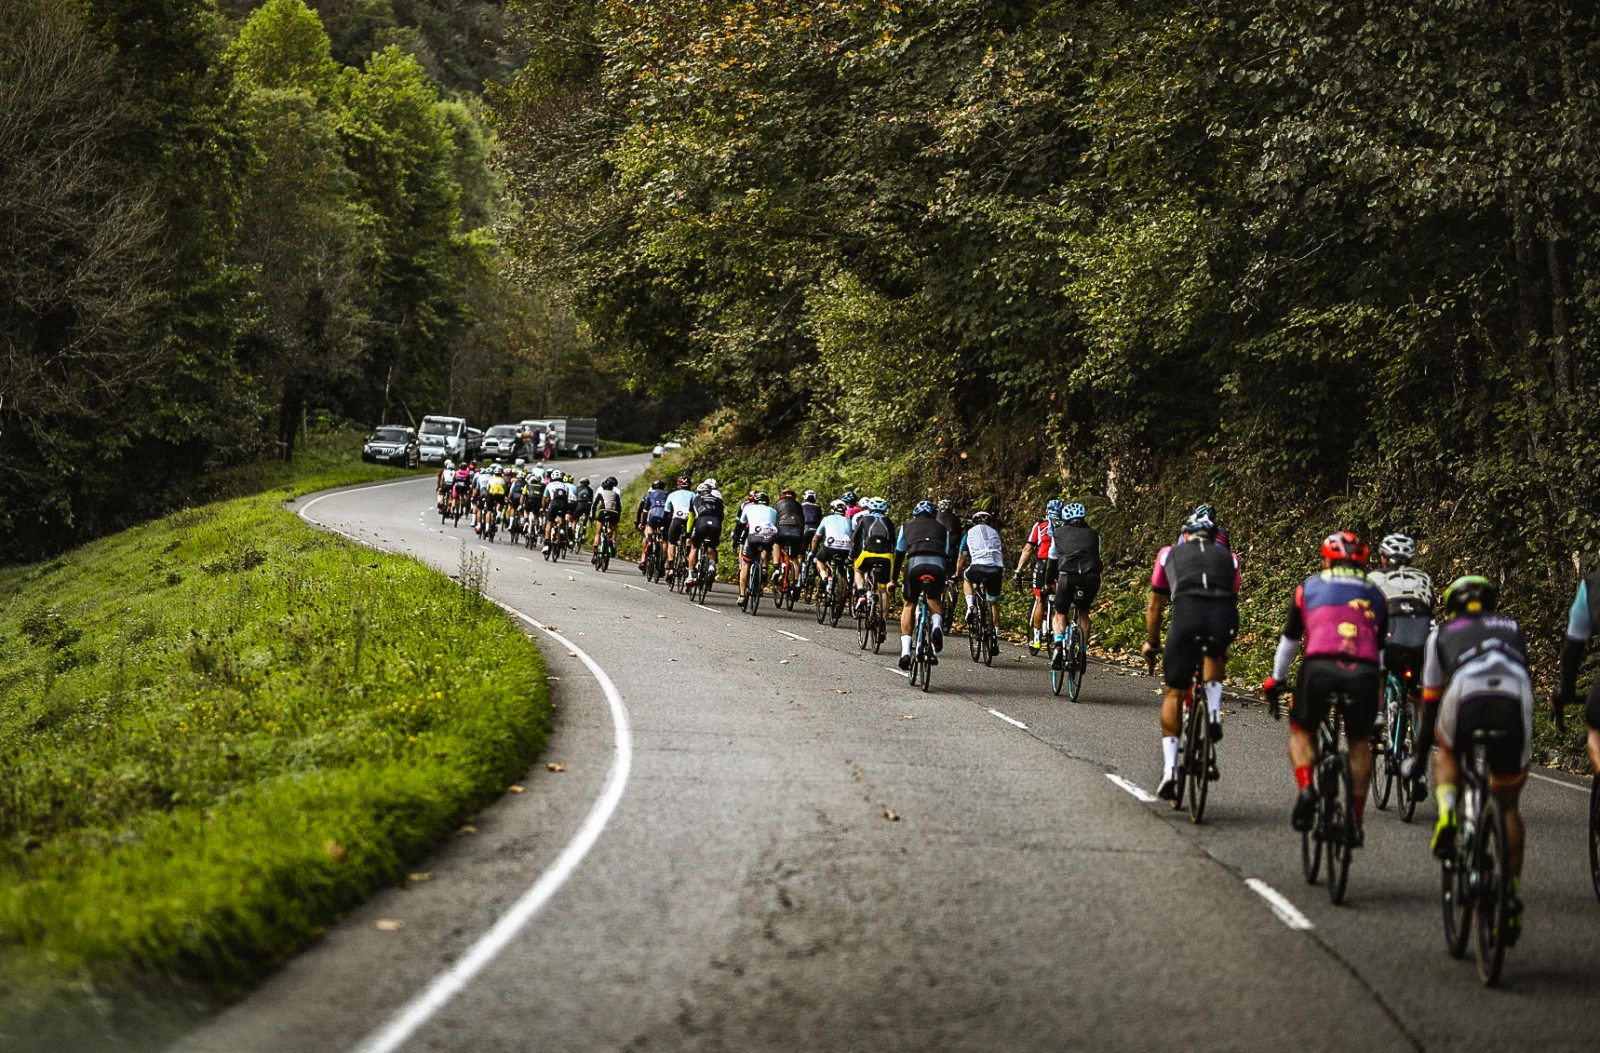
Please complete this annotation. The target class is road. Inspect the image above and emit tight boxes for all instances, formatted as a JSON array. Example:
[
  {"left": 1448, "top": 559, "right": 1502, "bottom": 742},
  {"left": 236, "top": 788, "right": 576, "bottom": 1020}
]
[{"left": 176, "top": 452, "right": 1600, "bottom": 1052}]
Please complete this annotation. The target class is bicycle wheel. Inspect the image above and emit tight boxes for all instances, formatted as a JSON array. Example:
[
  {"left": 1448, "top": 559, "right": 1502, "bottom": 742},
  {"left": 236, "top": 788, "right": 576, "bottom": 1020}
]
[
  {"left": 748, "top": 564, "right": 763, "bottom": 615},
  {"left": 1050, "top": 639, "right": 1065, "bottom": 696},
  {"left": 1442, "top": 810, "right": 1473, "bottom": 957},
  {"left": 1066, "top": 625, "right": 1085, "bottom": 702},
  {"left": 1302, "top": 755, "right": 1323, "bottom": 884},
  {"left": 1172, "top": 698, "right": 1191, "bottom": 812},
  {"left": 1590, "top": 775, "right": 1600, "bottom": 903},
  {"left": 1474, "top": 795, "right": 1511, "bottom": 985},
  {"left": 815, "top": 578, "right": 829, "bottom": 624},
  {"left": 1375, "top": 680, "right": 1399, "bottom": 810},
  {"left": 1399, "top": 704, "right": 1421, "bottom": 824},
  {"left": 1186, "top": 700, "right": 1210, "bottom": 824},
  {"left": 1326, "top": 751, "right": 1354, "bottom": 905}
]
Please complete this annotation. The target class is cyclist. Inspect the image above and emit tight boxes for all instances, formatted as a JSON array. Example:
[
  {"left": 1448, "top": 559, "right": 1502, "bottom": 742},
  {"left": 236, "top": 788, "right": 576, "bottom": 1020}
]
[
  {"left": 590, "top": 476, "right": 622, "bottom": 551},
  {"left": 841, "top": 490, "right": 863, "bottom": 521},
  {"left": 935, "top": 499, "right": 962, "bottom": 562},
  {"left": 636, "top": 479, "right": 670, "bottom": 568},
  {"left": 574, "top": 475, "right": 594, "bottom": 517},
  {"left": 894, "top": 500, "right": 950, "bottom": 670},
  {"left": 472, "top": 462, "right": 494, "bottom": 533},
  {"left": 1414, "top": 576, "right": 1534, "bottom": 940},
  {"left": 1370, "top": 532, "right": 1434, "bottom": 748},
  {"left": 1177, "top": 503, "right": 1231, "bottom": 547},
  {"left": 850, "top": 497, "right": 897, "bottom": 614},
  {"left": 452, "top": 462, "right": 473, "bottom": 518},
  {"left": 733, "top": 490, "right": 779, "bottom": 609},
  {"left": 1260, "top": 532, "right": 1387, "bottom": 843},
  {"left": 954, "top": 510, "right": 1004, "bottom": 651},
  {"left": 685, "top": 481, "right": 725, "bottom": 589},
  {"left": 1051, "top": 501, "right": 1101, "bottom": 676},
  {"left": 1143, "top": 511, "right": 1242, "bottom": 800},
  {"left": 523, "top": 468, "right": 544, "bottom": 531},
  {"left": 663, "top": 475, "right": 696, "bottom": 583},
  {"left": 542, "top": 470, "right": 573, "bottom": 551},
  {"left": 507, "top": 467, "right": 527, "bottom": 525},
  {"left": 773, "top": 488, "right": 807, "bottom": 589},
  {"left": 1014, "top": 500, "right": 1061, "bottom": 654},
  {"left": 800, "top": 489, "right": 824, "bottom": 550},
  {"left": 810, "top": 498, "right": 855, "bottom": 596},
  {"left": 1555, "top": 564, "right": 1600, "bottom": 780},
  {"left": 436, "top": 460, "right": 455, "bottom": 511}
]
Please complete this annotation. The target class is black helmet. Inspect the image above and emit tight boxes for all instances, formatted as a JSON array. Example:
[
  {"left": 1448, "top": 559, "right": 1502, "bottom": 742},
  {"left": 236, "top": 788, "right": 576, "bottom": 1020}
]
[
  {"left": 753, "top": 490, "right": 770, "bottom": 504},
  {"left": 651, "top": 479, "right": 666, "bottom": 490},
  {"left": 937, "top": 498, "right": 953, "bottom": 513},
  {"left": 1442, "top": 576, "right": 1498, "bottom": 618},
  {"left": 603, "top": 476, "right": 617, "bottom": 488},
  {"left": 578, "top": 477, "right": 590, "bottom": 486}
]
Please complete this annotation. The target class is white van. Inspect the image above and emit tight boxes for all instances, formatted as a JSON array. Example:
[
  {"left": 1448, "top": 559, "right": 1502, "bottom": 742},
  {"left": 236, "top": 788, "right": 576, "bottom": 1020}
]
[{"left": 418, "top": 415, "right": 468, "bottom": 465}]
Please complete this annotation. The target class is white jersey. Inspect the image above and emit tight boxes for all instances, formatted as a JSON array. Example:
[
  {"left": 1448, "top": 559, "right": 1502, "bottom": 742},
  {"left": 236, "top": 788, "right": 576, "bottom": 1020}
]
[
  {"left": 816, "top": 513, "right": 853, "bottom": 551},
  {"left": 545, "top": 481, "right": 574, "bottom": 503},
  {"left": 962, "top": 524, "right": 1004, "bottom": 568},
  {"left": 666, "top": 489, "right": 695, "bottom": 518},
  {"left": 1369, "top": 566, "right": 1434, "bottom": 611},
  {"left": 740, "top": 503, "right": 779, "bottom": 539}
]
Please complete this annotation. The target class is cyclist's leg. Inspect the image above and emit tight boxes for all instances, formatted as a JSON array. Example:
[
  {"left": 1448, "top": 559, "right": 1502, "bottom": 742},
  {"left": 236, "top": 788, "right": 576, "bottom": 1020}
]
[{"left": 1584, "top": 679, "right": 1600, "bottom": 774}]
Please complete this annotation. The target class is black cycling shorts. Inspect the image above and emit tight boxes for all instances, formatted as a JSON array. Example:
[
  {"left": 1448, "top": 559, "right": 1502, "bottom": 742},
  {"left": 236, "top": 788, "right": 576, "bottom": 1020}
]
[
  {"left": 546, "top": 500, "right": 569, "bottom": 520},
  {"left": 903, "top": 563, "right": 947, "bottom": 602},
  {"left": 964, "top": 565, "right": 1004, "bottom": 602},
  {"left": 690, "top": 520, "right": 721, "bottom": 546},
  {"left": 775, "top": 528, "right": 806, "bottom": 558},
  {"left": 1584, "top": 677, "right": 1600, "bottom": 733},
  {"left": 1055, "top": 571, "right": 1101, "bottom": 618},
  {"left": 1290, "top": 657, "right": 1381, "bottom": 740},
  {"left": 595, "top": 508, "right": 619, "bottom": 526},
  {"left": 1031, "top": 557, "right": 1059, "bottom": 596},
  {"left": 1162, "top": 596, "right": 1238, "bottom": 690},
  {"left": 742, "top": 534, "right": 773, "bottom": 560},
  {"left": 666, "top": 517, "right": 689, "bottom": 545},
  {"left": 1453, "top": 695, "right": 1529, "bottom": 777}
]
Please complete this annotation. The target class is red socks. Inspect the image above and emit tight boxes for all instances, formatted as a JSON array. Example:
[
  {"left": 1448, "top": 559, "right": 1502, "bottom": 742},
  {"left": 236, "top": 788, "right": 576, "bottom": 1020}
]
[{"left": 1294, "top": 765, "right": 1312, "bottom": 790}]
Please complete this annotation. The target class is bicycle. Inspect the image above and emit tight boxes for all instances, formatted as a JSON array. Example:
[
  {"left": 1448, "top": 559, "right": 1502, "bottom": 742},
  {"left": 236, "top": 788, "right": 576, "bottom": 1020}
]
[
  {"left": 745, "top": 549, "right": 766, "bottom": 615},
  {"left": 1050, "top": 621, "right": 1087, "bottom": 699},
  {"left": 856, "top": 564, "right": 888, "bottom": 653},
  {"left": 1150, "top": 640, "right": 1221, "bottom": 824},
  {"left": 668, "top": 541, "right": 689, "bottom": 593},
  {"left": 1375, "top": 669, "right": 1422, "bottom": 821},
  {"left": 1552, "top": 701, "right": 1600, "bottom": 904},
  {"left": 1272, "top": 686, "right": 1356, "bottom": 904},
  {"left": 591, "top": 522, "right": 614, "bottom": 572},
  {"left": 907, "top": 575, "right": 938, "bottom": 692},
  {"left": 770, "top": 550, "right": 795, "bottom": 610},
  {"left": 814, "top": 559, "right": 849, "bottom": 627},
  {"left": 1439, "top": 726, "right": 1516, "bottom": 985},
  {"left": 575, "top": 512, "right": 590, "bottom": 552},
  {"left": 967, "top": 593, "right": 996, "bottom": 666},
  {"left": 641, "top": 531, "right": 665, "bottom": 583},
  {"left": 689, "top": 545, "right": 716, "bottom": 603}
]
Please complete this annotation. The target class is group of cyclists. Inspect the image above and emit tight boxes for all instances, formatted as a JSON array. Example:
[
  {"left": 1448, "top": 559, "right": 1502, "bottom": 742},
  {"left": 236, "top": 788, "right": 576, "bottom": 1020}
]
[
  {"left": 622, "top": 476, "right": 1600, "bottom": 974},
  {"left": 434, "top": 459, "right": 626, "bottom": 559}
]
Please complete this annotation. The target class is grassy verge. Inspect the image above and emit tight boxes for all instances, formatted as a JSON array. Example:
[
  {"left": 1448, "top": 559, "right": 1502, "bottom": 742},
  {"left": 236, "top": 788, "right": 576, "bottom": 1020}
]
[
  {"left": 597, "top": 439, "right": 654, "bottom": 457},
  {"left": 0, "top": 437, "right": 550, "bottom": 1046}
]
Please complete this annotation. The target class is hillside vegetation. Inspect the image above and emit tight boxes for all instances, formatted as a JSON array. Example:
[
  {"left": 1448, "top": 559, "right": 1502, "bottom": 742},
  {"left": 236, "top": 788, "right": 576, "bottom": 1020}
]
[{"left": 500, "top": 2, "right": 1600, "bottom": 749}]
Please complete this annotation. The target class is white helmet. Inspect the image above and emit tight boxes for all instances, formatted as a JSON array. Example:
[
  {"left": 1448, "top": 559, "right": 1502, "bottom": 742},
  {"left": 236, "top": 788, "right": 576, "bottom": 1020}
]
[
  {"left": 696, "top": 481, "right": 712, "bottom": 494},
  {"left": 1379, "top": 533, "right": 1416, "bottom": 564},
  {"left": 444, "top": 460, "right": 455, "bottom": 470},
  {"left": 703, "top": 477, "right": 718, "bottom": 489}
]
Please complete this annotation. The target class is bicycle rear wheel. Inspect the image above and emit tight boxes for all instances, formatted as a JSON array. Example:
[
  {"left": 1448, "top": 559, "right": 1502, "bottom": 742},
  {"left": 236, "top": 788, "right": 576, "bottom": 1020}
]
[
  {"left": 1399, "top": 708, "right": 1421, "bottom": 824},
  {"left": 1066, "top": 626, "right": 1085, "bottom": 702},
  {"left": 1172, "top": 698, "right": 1191, "bottom": 812},
  {"left": 748, "top": 564, "right": 763, "bottom": 614},
  {"left": 815, "top": 579, "right": 829, "bottom": 624},
  {"left": 1186, "top": 700, "right": 1210, "bottom": 824},
  {"left": 1589, "top": 775, "right": 1600, "bottom": 904},
  {"left": 1474, "top": 795, "right": 1511, "bottom": 985},
  {"left": 1442, "top": 814, "right": 1473, "bottom": 957},
  {"left": 1375, "top": 680, "right": 1399, "bottom": 810},
  {"left": 1050, "top": 640, "right": 1065, "bottom": 696},
  {"left": 1326, "top": 752, "right": 1354, "bottom": 905}
]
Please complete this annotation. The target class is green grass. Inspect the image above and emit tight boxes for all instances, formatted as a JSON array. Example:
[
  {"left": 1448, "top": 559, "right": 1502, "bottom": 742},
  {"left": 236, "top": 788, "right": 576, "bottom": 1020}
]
[
  {"left": 0, "top": 433, "right": 550, "bottom": 1046},
  {"left": 596, "top": 438, "right": 654, "bottom": 457}
]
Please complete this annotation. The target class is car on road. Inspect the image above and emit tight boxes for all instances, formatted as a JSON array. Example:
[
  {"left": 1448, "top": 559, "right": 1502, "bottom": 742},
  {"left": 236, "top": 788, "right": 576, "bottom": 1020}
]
[
  {"left": 480, "top": 424, "right": 522, "bottom": 460},
  {"left": 362, "top": 425, "right": 420, "bottom": 467}
]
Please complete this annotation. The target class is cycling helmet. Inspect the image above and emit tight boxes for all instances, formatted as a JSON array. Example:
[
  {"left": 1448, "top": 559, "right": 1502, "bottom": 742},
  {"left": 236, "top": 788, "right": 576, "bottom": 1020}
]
[
  {"left": 780, "top": 488, "right": 796, "bottom": 499},
  {"left": 752, "top": 490, "right": 770, "bottom": 504},
  {"left": 829, "top": 499, "right": 846, "bottom": 513},
  {"left": 843, "top": 490, "right": 858, "bottom": 504},
  {"left": 711, "top": 489, "right": 722, "bottom": 500},
  {"left": 867, "top": 497, "right": 888, "bottom": 514},
  {"left": 1379, "top": 533, "right": 1416, "bottom": 564},
  {"left": 551, "top": 470, "right": 563, "bottom": 482},
  {"left": 1443, "top": 575, "right": 1497, "bottom": 617},
  {"left": 579, "top": 477, "right": 589, "bottom": 487},
  {"left": 444, "top": 460, "right": 455, "bottom": 470},
  {"left": 1044, "top": 498, "right": 1065, "bottom": 519},
  {"left": 677, "top": 475, "right": 690, "bottom": 488},
  {"left": 1320, "top": 530, "right": 1368, "bottom": 565},
  {"left": 1062, "top": 501, "right": 1087, "bottom": 521},
  {"left": 912, "top": 500, "right": 935, "bottom": 518},
  {"left": 513, "top": 458, "right": 524, "bottom": 467},
  {"left": 696, "top": 481, "right": 711, "bottom": 494},
  {"left": 970, "top": 510, "right": 991, "bottom": 524},
  {"left": 704, "top": 477, "right": 718, "bottom": 489},
  {"left": 803, "top": 489, "right": 818, "bottom": 501},
  {"left": 603, "top": 476, "right": 617, "bottom": 488},
  {"left": 1182, "top": 511, "right": 1217, "bottom": 538},
  {"left": 937, "top": 499, "right": 953, "bottom": 513},
  {"left": 651, "top": 479, "right": 666, "bottom": 490}
]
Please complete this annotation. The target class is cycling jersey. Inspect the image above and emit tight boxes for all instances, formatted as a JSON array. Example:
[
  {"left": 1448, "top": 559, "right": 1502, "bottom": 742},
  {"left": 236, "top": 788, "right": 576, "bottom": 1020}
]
[
  {"left": 936, "top": 510, "right": 962, "bottom": 560},
  {"left": 592, "top": 488, "right": 622, "bottom": 519},
  {"left": 474, "top": 472, "right": 493, "bottom": 495},
  {"left": 801, "top": 500, "right": 823, "bottom": 531},
  {"left": 640, "top": 489, "right": 669, "bottom": 523},
  {"left": 843, "top": 503, "right": 863, "bottom": 520},
  {"left": 690, "top": 493, "right": 724, "bottom": 525},
  {"left": 959, "top": 524, "right": 1004, "bottom": 568},
  {"left": 1151, "top": 539, "right": 1241, "bottom": 599},
  {"left": 574, "top": 485, "right": 594, "bottom": 509},
  {"left": 488, "top": 478, "right": 507, "bottom": 497},
  {"left": 775, "top": 497, "right": 805, "bottom": 530},
  {"left": 1026, "top": 520, "right": 1054, "bottom": 561},
  {"left": 1369, "top": 566, "right": 1434, "bottom": 616},
  {"left": 666, "top": 488, "right": 695, "bottom": 518},
  {"left": 1425, "top": 614, "right": 1534, "bottom": 773},
  {"left": 739, "top": 502, "right": 779, "bottom": 539},
  {"left": 1051, "top": 522, "right": 1102, "bottom": 576},
  {"left": 852, "top": 511, "right": 896, "bottom": 557},
  {"left": 815, "top": 513, "right": 853, "bottom": 551},
  {"left": 1281, "top": 567, "right": 1388, "bottom": 665}
]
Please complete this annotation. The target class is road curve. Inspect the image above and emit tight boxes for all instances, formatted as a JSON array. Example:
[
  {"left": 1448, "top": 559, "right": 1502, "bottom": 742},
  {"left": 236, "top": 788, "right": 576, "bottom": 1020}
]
[{"left": 174, "top": 454, "right": 1600, "bottom": 1052}]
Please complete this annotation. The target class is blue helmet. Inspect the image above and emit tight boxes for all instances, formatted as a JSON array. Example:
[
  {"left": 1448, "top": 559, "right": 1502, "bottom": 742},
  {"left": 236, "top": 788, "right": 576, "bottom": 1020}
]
[
  {"left": 1063, "top": 502, "right": 1087, "bottom": 521},
  {"left": 867, "top": 497, "right": 888, "bottom": 514},
  {"left": 1045, "top": 498, "right": 1065, "bottom": 519},
  {"left": 913, "top": 500, "right": 935, "bottom": 518}
]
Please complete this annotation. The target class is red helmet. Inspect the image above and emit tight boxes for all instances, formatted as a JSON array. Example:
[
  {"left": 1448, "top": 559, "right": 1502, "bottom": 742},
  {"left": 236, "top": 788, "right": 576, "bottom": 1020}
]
[{"left": 1321, "top": 531, "right": 1368, "bottom": 565}]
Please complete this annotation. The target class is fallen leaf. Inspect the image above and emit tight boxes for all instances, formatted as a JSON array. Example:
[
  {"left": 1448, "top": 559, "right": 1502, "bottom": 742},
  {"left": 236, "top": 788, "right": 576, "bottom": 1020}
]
[
  {"left": 656, "top": 614, "right": 666, "bottom": 619},
  {"left": 883, "top": 810, "right": 900, "bottom": 822},
  {"left": 547, "top": 762, "right": 567, "bottom": 773},
  {"left": 620, "top": 614, "right": 630, "bottom": 619},
  {"left": 457, "top": 824, "right": 477, "bottom": 835},
  {"left": 506, "top": 784, "right": 525, "bottom": 793},
  {"left": 408, "top": 873, "right": 431, "bottom": 882},
  {"left": 323, "top": 840, "right": 347, "bottom": 864},
  {"left": 374, "top": 918, "right": 404, "bottom": 932},
  {"left": 902, "top": 715, "right": 918, "bottom": 720},
  {"left": 779, "top": 659, "right": 790, "bottom": 665},
  {"left": 567, "top": 651, "right": 578, "bottom": 657},
  {"left": 834, "top": 689, "right": 849, "bottom": 694}
]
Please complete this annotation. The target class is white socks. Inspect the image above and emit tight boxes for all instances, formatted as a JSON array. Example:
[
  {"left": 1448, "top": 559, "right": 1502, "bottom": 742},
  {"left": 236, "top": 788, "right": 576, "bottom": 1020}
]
[
  {"left": 932, "top": 613, "right": 943, "bottom": 632},
  {"left": 965, "top": 596, "right": 975, "bottom": 614},
  {"left": 1162, "top": 736, "right": 1180, "bottom": 776},
  {"left": 900, "top": 635, "right": 912, "bottom": 657},
  {"left": 1205, "top": 681, "right": 1223, "bottom": 721}
]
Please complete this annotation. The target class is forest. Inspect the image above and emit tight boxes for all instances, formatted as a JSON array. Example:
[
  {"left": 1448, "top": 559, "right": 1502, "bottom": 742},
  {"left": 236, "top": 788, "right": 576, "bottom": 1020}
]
[{"left": 499, "top": 0, "right": 1600, "bottom": 680}]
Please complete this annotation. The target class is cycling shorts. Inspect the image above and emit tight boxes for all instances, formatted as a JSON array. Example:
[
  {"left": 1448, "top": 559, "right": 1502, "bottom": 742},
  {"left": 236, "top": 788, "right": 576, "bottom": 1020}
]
[
  {"left": 647, "top": 512, "right": 668, "bottom": 530},
  {"left": 666, "top": 517, "right": 689, "bottom": 545},
  {"left": 690, "top": 519, "right": 721, "bottom": 545},
  {"left": 964, "top": 565, "right": 1003, "bottom": 602},
  {"left": 1439, "top": 693, "right": 1532, "bottom": 779},
  {"left": 741, "top": 533, "right": 774, "bottom": 560},
  {"left": 595, "top": 508, "right": 619, "bottom": 526},
  {"left": 902, "top": 563, "right": 947, "bottom": 602},
  {"left": 1031, "top": 557, "right": 1059, "bottom": 596},
  {"left": 1162, "top": 596, "right": 1238, "bottom": 690},
  {"left": 854, "top": 551, "right": 893, "bottom": 582},
  {"left": 1290, "top": 657, "right": 1381, "bottom": 740},
  {"left": 1054, "top": 571, "right": 1100, "bottom": 618},
  {"left": 485, "top": 493, "right": 504, "bottom": 510},
  {"left": 775, "top": 527, "right": 806, "bottom": 558},
  {"left": 817, "top": 547, "right": 852, "bottom": 570},
  {"left": 1587, "top": 677, "right": 1600, "bottom": 732}
]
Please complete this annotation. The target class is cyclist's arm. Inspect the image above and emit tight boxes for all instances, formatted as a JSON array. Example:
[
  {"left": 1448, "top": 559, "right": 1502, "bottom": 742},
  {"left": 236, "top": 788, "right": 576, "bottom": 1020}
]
[
  {"left": 1560, "top": 580, "right": 1591, "bottom": 703},
  {"left": 1014, "top": 542, "right": 1035, "bottom": 573},
  {"left": 1271, "top": 597, "right": 1305, "bottom": 683},
  {"left": 1144, "top": 591, "right": 1167, "bottom": 649}
]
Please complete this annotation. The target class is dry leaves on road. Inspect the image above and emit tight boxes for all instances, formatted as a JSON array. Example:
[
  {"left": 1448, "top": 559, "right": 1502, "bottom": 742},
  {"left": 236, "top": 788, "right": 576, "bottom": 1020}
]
[
  {"left": 408, "top": 873, "right": 432, "bottom": 882},
  {"left": 547, "top": 763, "right": 567, "bottom": 773},
  {"left": 883, "top": 810, "right": 900, "bottom": 822},
  {"left": 507, "top": 784, "right": 525, "bottom": 793},
  {"left": 457, "top": 824, "right": 478, "bottom": 835},
  {"left": 374, "top": 918, "right": 405, "bottom": 932}
]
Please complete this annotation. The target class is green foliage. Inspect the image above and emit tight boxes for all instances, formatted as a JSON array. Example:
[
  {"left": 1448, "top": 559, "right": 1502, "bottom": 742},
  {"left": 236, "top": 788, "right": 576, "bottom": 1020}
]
[{"left": 0, "top": 448, "right": 549, "bottom": 1032}]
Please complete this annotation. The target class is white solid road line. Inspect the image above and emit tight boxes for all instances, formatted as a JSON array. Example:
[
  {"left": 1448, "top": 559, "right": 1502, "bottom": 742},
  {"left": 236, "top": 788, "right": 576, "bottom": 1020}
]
[
  {"left": 623, "top": 583, "right": 648, "bottom": 592},
  {"left": 350, "top": 602, "right": 633, "bottom": 1053},
  {"left": 774, "top": 629, "right": 809, "bottom": 642},
  {"left": 693, "top": 604, "right": 717, "bottom": 613},
  {"left": 518, "top": 556, "right": 532, "bottom": 563},
  {"left": 886, "top": 667, "right": 910, "bottom": 678},
  {"left": 1529, "top": 770, "right": 1589, "bottom": 794},
  {"left": 1244, "top": 878, "right": 1314, "bottom": 931},
  {"left": 1106, "top": 773, "right": 1158, "bottom": 803},
  {"left": 986, "top": 708, "right": 1028, "bottom": 730}
]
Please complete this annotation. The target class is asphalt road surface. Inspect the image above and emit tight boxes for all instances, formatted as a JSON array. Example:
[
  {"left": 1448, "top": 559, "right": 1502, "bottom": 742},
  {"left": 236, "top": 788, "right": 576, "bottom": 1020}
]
[{"left": 175, "top": 453, "right": 1600, "bottom": 1052}]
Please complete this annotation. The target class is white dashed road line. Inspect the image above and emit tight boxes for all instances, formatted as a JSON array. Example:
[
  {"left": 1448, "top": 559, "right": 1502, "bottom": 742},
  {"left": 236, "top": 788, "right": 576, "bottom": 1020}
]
[
  {"left": 623, "top": 584, "right": 648, "bottom": 592},
  {"left": 693, "top": 604, "right": 717, "bottom": 613},
  {"left": 885, "top": 667, "right": 910, "bottom": 678},
  {"left": 1106, "top": 773, "right": 1158, "bottom": 803},
  {"left": 774, "top": 629, "right": 809, "bottom": 642},
  {"left": 986, "top": 708, "right": 1028, "bottom": 730},
  {"left": 1244, "top": 879, "right": 1314, "bottom": 931}
]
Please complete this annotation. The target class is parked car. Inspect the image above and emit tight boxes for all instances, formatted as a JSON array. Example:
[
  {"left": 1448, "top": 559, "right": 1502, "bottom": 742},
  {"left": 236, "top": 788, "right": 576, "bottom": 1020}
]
[
  {"left": 362, "top": 425, "right": 420, "bottom": 467},
  {"left": 466, "top": 427, "right": 484, "bottom": 461},
  {"left": 418, "top": 415, "right": 468, "bottom": 464},
  {"left": 480, "top": 424, "right": 522, "bottom": 460}
]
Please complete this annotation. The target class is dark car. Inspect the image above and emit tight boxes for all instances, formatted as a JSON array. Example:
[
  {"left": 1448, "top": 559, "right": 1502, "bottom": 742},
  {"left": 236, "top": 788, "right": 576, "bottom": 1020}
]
[
  {"left": 480, "top": 424, "right": 521, "bottom": 460},
  {"left": 362, "top": 425, "right": 420, "bottom": 467}
]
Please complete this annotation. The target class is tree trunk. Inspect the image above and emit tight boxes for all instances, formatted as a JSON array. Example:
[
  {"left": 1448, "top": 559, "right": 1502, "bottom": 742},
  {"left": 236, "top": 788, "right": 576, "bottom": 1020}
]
[
  {"left": 278, "top": 385, "right": 303, "bottom": 462},
  {"left": 1547, "top": 237, "right": 1571, "bottom": 405}
]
